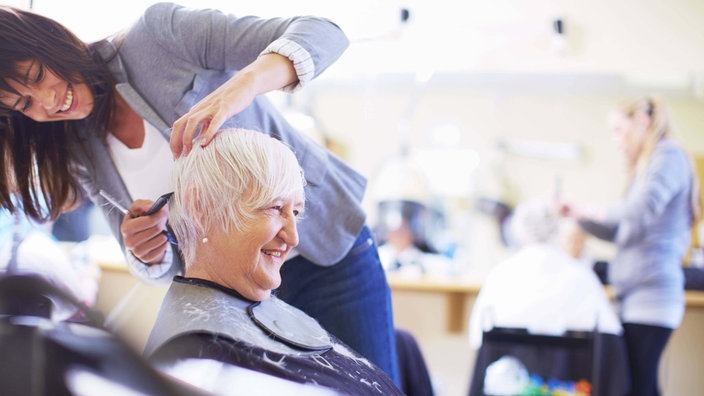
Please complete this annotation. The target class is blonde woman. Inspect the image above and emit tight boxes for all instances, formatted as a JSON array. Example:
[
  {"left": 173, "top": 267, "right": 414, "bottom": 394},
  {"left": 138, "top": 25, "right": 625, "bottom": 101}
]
[{"left": 559, "top": 96, "right": 701, "bottom": 396}]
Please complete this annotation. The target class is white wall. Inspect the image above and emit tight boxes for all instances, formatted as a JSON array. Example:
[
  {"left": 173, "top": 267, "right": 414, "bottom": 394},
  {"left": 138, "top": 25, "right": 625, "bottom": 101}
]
[{"left": 304, "top": 75, "right": 704, "bottom": 268}]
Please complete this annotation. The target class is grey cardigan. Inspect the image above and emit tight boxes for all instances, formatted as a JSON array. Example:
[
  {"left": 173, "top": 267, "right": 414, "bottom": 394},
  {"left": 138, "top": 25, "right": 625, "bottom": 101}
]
[
  {"left": 70, "top": 3, "right": 366, "bottom": 282},
  {"left": 579, "top": 139, "right": 694, "bottom": 328}
]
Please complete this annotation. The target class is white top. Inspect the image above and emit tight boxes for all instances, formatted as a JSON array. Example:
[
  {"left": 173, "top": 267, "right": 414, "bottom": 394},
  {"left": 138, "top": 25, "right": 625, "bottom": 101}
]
[
  {"left": 468, "top": 243, "right": 622, "bottom": 350},
  {"left": 107, "top": 120, "right": 173, "bottom": 201}
]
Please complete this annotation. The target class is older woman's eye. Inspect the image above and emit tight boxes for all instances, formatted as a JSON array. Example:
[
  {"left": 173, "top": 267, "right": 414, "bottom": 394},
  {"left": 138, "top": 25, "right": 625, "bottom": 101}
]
[{"left": 265, "top": 205, "right": 283, "bottom": 214}]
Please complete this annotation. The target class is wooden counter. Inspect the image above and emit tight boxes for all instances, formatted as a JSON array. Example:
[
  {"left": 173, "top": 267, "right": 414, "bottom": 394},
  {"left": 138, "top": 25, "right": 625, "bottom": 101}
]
[
  {"left": 386, "top": 272, "right": 704, "bottom": 334},
  {"left": 97, "top": 258, "right": 704, "bottom": 333}
]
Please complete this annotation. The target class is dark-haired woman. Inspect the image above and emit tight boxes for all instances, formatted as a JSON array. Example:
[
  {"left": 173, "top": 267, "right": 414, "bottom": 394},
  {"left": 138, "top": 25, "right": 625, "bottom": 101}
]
[{"left": 0, "top": 3, "right": 398, "bottom": 383}]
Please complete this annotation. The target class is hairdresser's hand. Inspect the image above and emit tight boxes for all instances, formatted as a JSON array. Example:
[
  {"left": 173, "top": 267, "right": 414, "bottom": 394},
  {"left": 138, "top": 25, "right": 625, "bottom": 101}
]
[
  {"left": 555, "top": 199, "right": 574, "bottom": 218},
  {"left": 170, "top": 53, "right": 297, "bottom": 158},
  {"left": 170, "top": 73, "right": 257, "bottom": 158},
  {"left": 120, "top": 199, "right": 170, "bottom": 265},
  {"left": 556, "top": 199, "right": 607, "bottom": 222}
]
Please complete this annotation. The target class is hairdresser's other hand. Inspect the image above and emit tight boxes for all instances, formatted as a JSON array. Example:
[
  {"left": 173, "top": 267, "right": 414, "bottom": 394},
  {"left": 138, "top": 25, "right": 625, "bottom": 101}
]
[
  {"left": 121, "top": 199, "right": 170, "bottom": 265},
  {"left": 555, "top": 198, "right": 574, "bottom": 218},
  {"left": 556, "top": 199, "right": 607, "bottom": 223},
  {"left": 170, "top": 53, "right": 297, "bottom": 158}
]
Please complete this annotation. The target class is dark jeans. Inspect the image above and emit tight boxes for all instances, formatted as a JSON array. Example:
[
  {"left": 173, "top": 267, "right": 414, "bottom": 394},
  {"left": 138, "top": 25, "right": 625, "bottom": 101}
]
[
  {"left": 277, "top": 225, "right": 400, "bottom": 386},
  {"left": 623, "top": 322, "right": 673, "bottom": 396}
]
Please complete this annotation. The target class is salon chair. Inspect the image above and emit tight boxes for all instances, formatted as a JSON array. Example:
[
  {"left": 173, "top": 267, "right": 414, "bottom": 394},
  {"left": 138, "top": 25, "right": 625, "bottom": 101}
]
[
  {"left": 0, "top": 272, "right": 209, "bottom": 396},
  {"left": 468, "top": 326, "right": 630, "bottom": 396}
]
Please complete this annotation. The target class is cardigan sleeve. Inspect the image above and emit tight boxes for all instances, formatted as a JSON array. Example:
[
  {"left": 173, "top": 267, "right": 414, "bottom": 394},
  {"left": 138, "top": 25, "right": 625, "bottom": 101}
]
[
  {"left": 138, "top": 2, "right": 348, "bottom": 92},
  {"left": 610, "top": 143, "right": 692, "bottom": 247}
]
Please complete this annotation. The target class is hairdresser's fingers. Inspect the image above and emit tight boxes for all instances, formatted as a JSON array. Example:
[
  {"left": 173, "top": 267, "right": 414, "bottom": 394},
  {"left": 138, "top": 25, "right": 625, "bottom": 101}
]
[
  {"left": 171, "top": 99, "right": 232, "bottom": 157},
  {"left": 122, "top": 218, "right": 169, "bottom": 265},
  {"left": 132, "top": 236, "right": 169, "bottom": 264},
  {"left": 192, "top": 78, "right": 259, "bottom": 150},
  {"left": 187, "top": 92, "right": 248, "bottom": 150},
  {"left": 171, "top": 112, "right": 209, "bottom": 158},
  {"left": 196, "top": 112, "right": 227, "bottom": 149},
  {"left": 554, "top": 200, "right": 568, "bottom": 217},
  {"left": 121, "top": 200, "right": 170, "bottom": 264}
]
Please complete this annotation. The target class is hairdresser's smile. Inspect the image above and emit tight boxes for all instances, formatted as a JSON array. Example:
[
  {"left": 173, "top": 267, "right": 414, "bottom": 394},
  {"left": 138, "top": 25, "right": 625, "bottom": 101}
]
[
  {"left": 1, "top": 60, "right": 94, "bottom": 122},
  {"left": 58, "top": 84, "right": 75, "bottom": 113}
]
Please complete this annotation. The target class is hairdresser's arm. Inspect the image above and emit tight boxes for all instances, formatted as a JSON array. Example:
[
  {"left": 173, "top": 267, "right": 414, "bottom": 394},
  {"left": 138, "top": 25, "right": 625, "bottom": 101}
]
[
  {"left": 171, "top": 53, "right": 296, "bottom": 157},
  {"left": 558, "top": 199, "right": 618, "bottom": 241},
  {"left": 159, "top": 3, "right": 349, "bottom": 156},
  {"left": 577, "top": 218, "right": 619, "bottom": 242}
]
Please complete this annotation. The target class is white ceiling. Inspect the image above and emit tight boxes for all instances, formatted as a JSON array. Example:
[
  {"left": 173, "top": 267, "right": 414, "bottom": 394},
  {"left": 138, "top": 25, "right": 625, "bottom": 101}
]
[{"left": 15, "top": 0, "right": 704, "bottom": 92}]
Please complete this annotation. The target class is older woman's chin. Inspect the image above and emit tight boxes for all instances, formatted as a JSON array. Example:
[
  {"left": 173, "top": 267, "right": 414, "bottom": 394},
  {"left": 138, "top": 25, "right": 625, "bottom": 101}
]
[
  {"left": 257, "top": 276, "right": 282, "bottom": 295},
  {"left": 245, "top": 287, "right": 274, "bottom": 302}
]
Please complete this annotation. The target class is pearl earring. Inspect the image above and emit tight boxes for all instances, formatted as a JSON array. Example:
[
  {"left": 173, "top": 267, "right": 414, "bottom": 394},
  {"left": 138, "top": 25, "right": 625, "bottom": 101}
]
[{"left": 202, "top": 236, "right": 209, "bottom": 243}]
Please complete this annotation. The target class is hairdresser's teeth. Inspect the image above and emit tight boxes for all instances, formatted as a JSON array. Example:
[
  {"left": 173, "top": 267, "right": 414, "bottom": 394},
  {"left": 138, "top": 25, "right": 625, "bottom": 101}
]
[{"left": 60, "top": 86, "right": 73, "bottom": 112}]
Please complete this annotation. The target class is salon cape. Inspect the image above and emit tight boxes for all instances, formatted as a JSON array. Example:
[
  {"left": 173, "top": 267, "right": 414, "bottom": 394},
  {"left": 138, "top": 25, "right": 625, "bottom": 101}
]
[{"left": 145, "top": 277, "right": 403, "bottom": 395}]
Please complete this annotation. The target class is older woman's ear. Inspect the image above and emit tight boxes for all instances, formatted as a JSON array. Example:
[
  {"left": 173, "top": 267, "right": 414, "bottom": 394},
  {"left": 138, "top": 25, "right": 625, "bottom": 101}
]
[{"left": 183, "top": 187, "right": 213, "bottom": 235}]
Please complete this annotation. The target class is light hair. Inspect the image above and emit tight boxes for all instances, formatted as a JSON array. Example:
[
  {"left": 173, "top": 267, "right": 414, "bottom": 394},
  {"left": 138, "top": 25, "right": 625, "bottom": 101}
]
[
  {"left": 509, "top": 198, "right": 559, "bottom": 247},
  {"left": 169, "top": 128, "right": 306, "bottom": 265},
  {"left": 616, "top": 96, "right": 671, "bottom": 179},
  {"left": 616, "top": 96, "right": 702, "bottom": 223}
]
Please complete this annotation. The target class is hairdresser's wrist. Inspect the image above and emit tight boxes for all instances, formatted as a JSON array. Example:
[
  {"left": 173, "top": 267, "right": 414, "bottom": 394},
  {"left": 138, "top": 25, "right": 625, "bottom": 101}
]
[
  {"left": 124, "top": 246, "right": 174, "bottom": 283},
  {"left": 260, "top": 38, "right": 313, "bottom": 92}
]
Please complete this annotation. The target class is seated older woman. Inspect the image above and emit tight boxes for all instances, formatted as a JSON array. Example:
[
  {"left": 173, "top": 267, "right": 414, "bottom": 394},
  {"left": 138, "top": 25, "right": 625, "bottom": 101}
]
[{"left": 144, "top": 128, "right": 403, "bottom": 395}]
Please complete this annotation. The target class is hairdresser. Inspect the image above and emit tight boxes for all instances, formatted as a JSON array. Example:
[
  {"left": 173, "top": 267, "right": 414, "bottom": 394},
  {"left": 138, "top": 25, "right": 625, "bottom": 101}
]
[{"left": 0, "top": 3, "right": 398, "bottom": 382}]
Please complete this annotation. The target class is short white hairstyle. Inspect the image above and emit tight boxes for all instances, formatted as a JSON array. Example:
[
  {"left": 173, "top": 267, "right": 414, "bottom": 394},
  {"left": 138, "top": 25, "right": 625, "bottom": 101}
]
[
  {"left": 509, "top": 198, "right": 559, "bottom": 247},
  {"left": 168, "top": 128, "right": 305, "bottom": 265}
]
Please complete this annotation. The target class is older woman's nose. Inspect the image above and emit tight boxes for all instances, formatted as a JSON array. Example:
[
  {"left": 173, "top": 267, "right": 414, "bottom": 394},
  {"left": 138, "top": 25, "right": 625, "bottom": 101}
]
[{"left": 280, "top": 215, "right": 299, "bottom": 248}]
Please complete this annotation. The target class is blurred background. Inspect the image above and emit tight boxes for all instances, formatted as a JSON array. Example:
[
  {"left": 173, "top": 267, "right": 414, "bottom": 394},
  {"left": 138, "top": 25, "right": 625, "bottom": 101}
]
[{"left": 5, "top": 1, "right": 704, "bottom": 395}]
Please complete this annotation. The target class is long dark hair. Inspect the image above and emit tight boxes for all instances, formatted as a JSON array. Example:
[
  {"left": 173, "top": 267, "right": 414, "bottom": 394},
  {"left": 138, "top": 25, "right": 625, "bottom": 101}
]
[{"left": 0, "top": 6, "right": 115, "bottom": 221}]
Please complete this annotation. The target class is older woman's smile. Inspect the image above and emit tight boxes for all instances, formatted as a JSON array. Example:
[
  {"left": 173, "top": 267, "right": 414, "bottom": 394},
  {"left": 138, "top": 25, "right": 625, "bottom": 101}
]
[{"left": 262, "top": 249, "right": 284, "bottom": 258}]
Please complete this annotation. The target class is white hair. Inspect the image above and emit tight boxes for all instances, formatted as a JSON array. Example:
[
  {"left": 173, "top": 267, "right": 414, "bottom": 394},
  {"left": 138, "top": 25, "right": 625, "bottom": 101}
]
[
  {"left": 168, "top": 128, "right": 306, "bottom": 265},
  {"left": 509, "top": 198, "right": 559, "bottom": 247}
]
